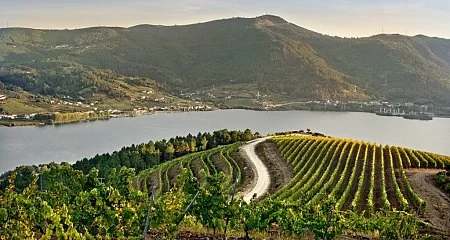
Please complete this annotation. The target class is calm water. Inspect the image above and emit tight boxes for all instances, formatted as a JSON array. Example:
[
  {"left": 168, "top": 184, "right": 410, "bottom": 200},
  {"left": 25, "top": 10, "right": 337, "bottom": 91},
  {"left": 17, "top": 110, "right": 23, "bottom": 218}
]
[{"left": 1, "top": 110, "right": 449, "bottom": 173}]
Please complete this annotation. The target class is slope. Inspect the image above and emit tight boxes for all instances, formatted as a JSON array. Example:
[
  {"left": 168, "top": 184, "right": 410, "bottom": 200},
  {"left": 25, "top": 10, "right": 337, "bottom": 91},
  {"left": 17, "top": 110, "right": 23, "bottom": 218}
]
[{"left": 1, "top": 15, "right": 450, "bottom": 106}]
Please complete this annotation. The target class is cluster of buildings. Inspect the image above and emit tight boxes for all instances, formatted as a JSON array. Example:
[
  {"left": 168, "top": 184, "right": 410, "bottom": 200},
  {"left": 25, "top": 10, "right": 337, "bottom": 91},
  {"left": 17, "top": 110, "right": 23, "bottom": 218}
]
[{"left": 0, "top": 113, "right": 36, "bottom": 120}]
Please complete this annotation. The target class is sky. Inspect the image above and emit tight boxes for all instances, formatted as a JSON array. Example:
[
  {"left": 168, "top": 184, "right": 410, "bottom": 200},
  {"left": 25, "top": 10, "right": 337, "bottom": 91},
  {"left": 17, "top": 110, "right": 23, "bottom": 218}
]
[{"left": 0, "top": 0, "right": 449, "bottom": 38}]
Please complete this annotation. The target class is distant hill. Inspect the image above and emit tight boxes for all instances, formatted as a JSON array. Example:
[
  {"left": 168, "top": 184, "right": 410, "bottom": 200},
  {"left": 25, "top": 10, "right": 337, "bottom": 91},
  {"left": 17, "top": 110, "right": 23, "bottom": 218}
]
[{"left": 1, "top": 15, "right": 450, "bottom": 111}]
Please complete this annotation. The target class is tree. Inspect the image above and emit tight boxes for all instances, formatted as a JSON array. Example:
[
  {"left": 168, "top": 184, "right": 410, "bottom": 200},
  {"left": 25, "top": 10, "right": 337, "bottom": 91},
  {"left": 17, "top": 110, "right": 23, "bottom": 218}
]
[
  {"left": 230, "top": 131, "right": 239, "bottom": 142},
  {"left": 200, "top": 136, "right": 208, "bottom": 151},
  {"left": 242, "top": 129, "right": 253, "bottom": 141},
  {"left": 164, "top": 143, "right": 175, "bottom": 160},
  {"left": 176, "top": 140, "right": 190, "bottom": 156},
  {"left": 148, "top": 141, "right": 156, "bottom": 153},
  {"left": 189, "top": 137, "right": 197, "bottom": 152}
]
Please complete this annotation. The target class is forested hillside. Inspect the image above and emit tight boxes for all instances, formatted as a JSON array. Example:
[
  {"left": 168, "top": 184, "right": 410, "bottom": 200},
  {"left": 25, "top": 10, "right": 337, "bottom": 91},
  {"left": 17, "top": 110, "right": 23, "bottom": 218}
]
[{"left": 1, "top": 15, "right": 450, "bottom": 108}]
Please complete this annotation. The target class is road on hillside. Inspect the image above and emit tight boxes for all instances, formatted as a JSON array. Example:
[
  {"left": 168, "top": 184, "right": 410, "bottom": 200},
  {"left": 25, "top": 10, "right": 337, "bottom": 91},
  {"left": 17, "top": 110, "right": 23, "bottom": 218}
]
[{"left": 241, "top": 137, "right": 271, "bottom": 203}]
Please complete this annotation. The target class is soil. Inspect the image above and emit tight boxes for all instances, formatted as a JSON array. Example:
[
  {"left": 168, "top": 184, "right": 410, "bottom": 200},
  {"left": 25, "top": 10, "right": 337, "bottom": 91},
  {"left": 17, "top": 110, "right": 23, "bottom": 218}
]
[
  {"left": 382, "top": 148, "right": 400, "bottom": 210},
  {"left": 390, "top": 148, "right": 417, "bottom": 211},
  {"left": 342, "top": 144, "right": 366, "bottom": 210},
  {"left": 373, "top": 146, "right": 382, "bottom": 210},
  {"left": 303, "top": 141, "right": 343, "bottom": 203},
  {"left": 231, "top": 149, "right": 255, "bottom": 195},
  {"left": 145, "top": 230, "right": 245, "bottom": 239},
  {"left": 254, "top": 141, "right": 293, "bottom": 195},
  {"left": 211, "top": 153, "right": 231, "bottom": 176},
  {"left": 168, "top": 163, "right": 182, "bottom": 188},
  {"left": 336, "top": 143, "right": 358, "bottom": 199},
  {"left": 204, "top": 153, "right": 216, "bottom": 174},
  {"left": 148, "top": 170, "right": 160, "bottom": 192},
  {"left": 357, "top": 145, "right": 372, "bottom": 213},
  {"left": 144, "top": 229, "right": 373, "bottom": 239},
  {"left": 190, "top": 158, "right": 205, "bottom": 181},
  {"left": 327, "top": 143, "right": 351, "bottom": 195},
  {"left": 405, "top": 169, "right": 450, "bottom": 236}
]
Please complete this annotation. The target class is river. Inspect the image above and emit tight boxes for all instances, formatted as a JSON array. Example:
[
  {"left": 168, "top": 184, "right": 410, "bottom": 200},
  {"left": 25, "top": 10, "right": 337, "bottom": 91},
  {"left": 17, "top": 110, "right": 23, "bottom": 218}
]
[{"left": 1, "top": 110, "right": 449, "bottom": 173}]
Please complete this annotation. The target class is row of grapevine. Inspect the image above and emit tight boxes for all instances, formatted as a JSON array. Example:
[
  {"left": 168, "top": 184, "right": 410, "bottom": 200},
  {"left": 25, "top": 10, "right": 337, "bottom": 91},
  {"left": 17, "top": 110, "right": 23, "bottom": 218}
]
[
  {"left": 329, "top": 142, "right": 358, "bottom": 206},
  {"left": 271, "top": 135, "right": 448, "bottom": 214},
  {"left": 284, "top": 139, "right": 306, "bottom": 163},
  {"left": 303, "top": 140, "right": 345, "bottom": 202},
  {"left": 379, "top": 145, "right": 390, "bottom": 210},
  {"left": 366, "top": 144, "right": 376, "bottom": 212},
  {"left": 289, "top": 140, "right": 334, "bottom": 200},
  {"left": 405, "top": 148, "right": 423, "bottom": 168},
  {"left": 286, "top": 139, "right": 309, "bottom": 164},
  {"left": 135, "top": 143, "right": 243, "bottom": 195},
  {"left": 277, "top": 138, "right": 325, "bottom": 199},
  {"left": 308, "top": 141, "right": 352, "bottom": 206},
  {"left": 387, "top": 147, "right": 408, "bottom": 210},
  {"left": 393, "top": 146, "right": 427, "bottom": 214},
  {"left": 298, "top": 140, "right": 343, "bottom": 198},
  {"left": 398, "top": 147, "right": 412, "bottom": 168},
  {"left": 273, "top": 138, "right": 317, "bottom": 199},
  {"left": 225, "top": 146, "right": 242, "bottom": 183},
  {"left": 336, "top": 143, "right": 363, "bottom": 210},
  {"left": 350, "top": 143, "right": 369, "bottom": 211},
  {"left": 219, "top": 147, "right": 234, "bottom": 184}
]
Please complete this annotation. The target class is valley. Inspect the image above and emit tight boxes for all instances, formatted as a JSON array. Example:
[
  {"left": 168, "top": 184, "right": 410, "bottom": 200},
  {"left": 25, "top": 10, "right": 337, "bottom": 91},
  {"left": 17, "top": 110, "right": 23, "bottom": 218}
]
[
  {"left": 2, "top": 2, "right": 450, "bottom": 239},
  {"left": 1, "top": 15, "right": 450, "bottom": 122}
]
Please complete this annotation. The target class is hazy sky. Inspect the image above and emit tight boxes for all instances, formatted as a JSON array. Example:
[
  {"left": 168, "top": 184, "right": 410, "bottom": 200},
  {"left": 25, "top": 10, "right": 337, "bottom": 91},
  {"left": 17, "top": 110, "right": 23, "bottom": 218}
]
[{"left": 1, "top": 0, "right": 449, "bottom": 38}]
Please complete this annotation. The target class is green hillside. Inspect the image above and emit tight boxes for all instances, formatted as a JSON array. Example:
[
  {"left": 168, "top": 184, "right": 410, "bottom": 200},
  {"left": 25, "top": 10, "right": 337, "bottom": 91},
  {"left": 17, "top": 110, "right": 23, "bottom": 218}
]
[
  {"left": 271, "top": 135, "right": 450, "bottom": 213},
  {"left": 2, "top": 132, "right": 450, "bottom": 238},
  {"left": 1, "top": 15, "right": 450, "bottom": 110},
  {"left": 135, "top": 134, "right": 450, "bottom": 214}
]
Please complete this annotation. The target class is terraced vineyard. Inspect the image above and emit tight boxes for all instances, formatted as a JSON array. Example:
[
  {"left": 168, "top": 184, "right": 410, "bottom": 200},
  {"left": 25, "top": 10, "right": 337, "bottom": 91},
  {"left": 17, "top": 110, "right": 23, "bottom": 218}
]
[
  {"left": 135, "top": 142, "right": 244, "bottom": 195},
  {"left": 271, "top": 136, "right": 450, "bottom": 213},
  {"left": 134, "top": 133, "right": 450, "bottom": 217}
]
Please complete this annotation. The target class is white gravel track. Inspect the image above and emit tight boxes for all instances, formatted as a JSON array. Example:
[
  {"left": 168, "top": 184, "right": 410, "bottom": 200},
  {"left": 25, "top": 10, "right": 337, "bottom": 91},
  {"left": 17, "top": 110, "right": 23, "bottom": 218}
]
[{"left": 241, "top": 137, "right": 271, "bottom": 203}]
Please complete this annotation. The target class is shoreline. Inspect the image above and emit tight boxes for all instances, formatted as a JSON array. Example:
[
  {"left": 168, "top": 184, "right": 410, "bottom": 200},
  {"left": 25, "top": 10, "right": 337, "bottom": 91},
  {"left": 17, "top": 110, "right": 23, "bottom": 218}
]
[
  {"left": 2, "top": 107, "right": 450, "bottom": 127},
  {"left": 0, "top": 109, "right": 213, "bottom": 127}
]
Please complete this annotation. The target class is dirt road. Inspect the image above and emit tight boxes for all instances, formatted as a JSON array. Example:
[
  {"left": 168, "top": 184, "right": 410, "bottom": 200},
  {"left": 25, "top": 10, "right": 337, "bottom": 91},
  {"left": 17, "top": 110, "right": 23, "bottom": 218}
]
[
  {"left": 241, "top": 137, "right": 271, "bottom": 203},
  {"left": 405, "top": 168, "right": 450, "bottom": 235}
]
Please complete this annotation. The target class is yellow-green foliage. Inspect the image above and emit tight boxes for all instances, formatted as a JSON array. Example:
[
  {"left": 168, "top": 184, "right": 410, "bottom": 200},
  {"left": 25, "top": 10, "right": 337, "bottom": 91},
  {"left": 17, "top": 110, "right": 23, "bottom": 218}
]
[{"left": 270, "top": 135, "right": 446, "bottom": 213}]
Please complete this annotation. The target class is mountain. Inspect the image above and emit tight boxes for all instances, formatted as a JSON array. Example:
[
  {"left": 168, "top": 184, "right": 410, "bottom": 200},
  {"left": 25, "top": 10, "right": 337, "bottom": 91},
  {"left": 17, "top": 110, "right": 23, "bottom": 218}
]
[{"left": 1, "top": 15, "right": 450, "bottom": 113}]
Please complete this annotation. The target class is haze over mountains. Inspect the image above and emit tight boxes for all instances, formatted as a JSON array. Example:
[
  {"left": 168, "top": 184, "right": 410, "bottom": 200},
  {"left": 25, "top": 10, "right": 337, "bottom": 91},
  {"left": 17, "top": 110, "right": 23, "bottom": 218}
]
[{"left": 1, "top": 15, "right": 450, "bottom": 110}]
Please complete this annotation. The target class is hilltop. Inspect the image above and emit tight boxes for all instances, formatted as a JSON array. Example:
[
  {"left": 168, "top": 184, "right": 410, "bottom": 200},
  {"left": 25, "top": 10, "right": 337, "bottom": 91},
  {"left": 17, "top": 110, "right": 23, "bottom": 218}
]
[{"left": 1, "top": 15, "right": 450, "bottom": 114}]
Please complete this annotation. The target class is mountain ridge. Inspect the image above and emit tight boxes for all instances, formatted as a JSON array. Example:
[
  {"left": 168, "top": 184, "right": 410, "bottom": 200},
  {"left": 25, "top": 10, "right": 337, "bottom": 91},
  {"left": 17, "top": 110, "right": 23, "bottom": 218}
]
[{"left": 1, "top": 15, "right": 450, "bottom": 114}]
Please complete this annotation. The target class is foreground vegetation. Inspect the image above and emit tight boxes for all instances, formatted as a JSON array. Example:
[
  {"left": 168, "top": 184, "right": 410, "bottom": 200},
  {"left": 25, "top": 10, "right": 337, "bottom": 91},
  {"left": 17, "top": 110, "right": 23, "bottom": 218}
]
[
  {"left": 0, "top": 163, "right": 425, "bottom": 239},
  {"left": 434, "top": 168, "right": 450, "bottom": 196},
  {"left": 1, "top": 131, "right": 449, "bottom": 238}
]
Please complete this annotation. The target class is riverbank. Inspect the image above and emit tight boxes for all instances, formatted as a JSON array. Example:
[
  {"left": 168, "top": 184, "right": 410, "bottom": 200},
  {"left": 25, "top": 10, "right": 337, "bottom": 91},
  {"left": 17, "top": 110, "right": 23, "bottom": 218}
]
[
  {"left": 0, "top": 119, "right": 47, "bottom": 127},
  {"left": 2, "top": 109, "right": 450, "bottom": 173},
  {"left": 0, "top": 108, "right": 215, "bottom": 127},
  {"left": 2, "top": 106, "right": 450, "bottom": 127}
]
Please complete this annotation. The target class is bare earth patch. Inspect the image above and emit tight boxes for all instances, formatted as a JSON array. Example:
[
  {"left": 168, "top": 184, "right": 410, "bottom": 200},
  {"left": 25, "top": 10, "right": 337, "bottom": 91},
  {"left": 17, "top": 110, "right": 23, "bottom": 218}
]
[
  {"left": 232, "top": 149, "right": 255, "bottom": 196},
  {"left": 405, "top": 168, "right": 450, "bottom": 236},
  {"left": 255, "top": 141, "right": 293, "bottom": 195}
]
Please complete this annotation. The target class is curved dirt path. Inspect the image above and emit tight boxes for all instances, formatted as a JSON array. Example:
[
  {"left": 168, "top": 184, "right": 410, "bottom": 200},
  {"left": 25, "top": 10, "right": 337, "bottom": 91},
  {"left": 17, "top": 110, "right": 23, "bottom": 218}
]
[
  {"left": 405, "top": 169, "right": 450, "bottom": 235},
  {"left": 241, "top": 137, "right": 271, "bottom": 203}
]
